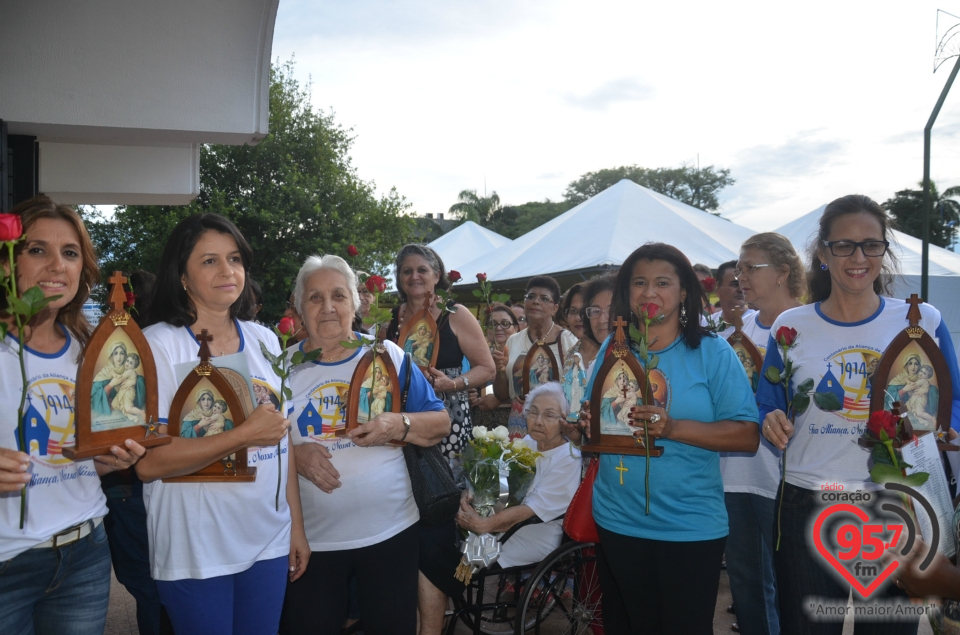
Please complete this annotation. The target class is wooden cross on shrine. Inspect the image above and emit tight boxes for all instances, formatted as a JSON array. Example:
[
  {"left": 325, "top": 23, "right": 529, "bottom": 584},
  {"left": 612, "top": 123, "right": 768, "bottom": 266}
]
[
  {"left": 107, "top": 271, "right": 128, "bottom": 311},
  {"left": 196, "top": 330, "right": 213, "bottom": 360},
  {"left": 729, "top": 305, "right": 746, "bottom": 331},
  {"left": 611, "top": 316, "right": 629, "bottom": 358},
  {"left": 613, "top": 316, "right": 628, "bottom": 342},
  {"left": 906, "top": 294, "right": 924, "bottom": 327}
]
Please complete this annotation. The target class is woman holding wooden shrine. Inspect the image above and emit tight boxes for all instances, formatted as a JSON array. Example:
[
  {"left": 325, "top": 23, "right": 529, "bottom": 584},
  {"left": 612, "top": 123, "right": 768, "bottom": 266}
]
[
  {"left": 492, "top": 275, "right": 579, "bottom": 438},
  {"left": 0, "top": 197, "right": 146, "bottom": 635},
  {"left": 757, "top": 195, "right": 960, "bottom": 634},
  {"left": 720, "top": 232, "right": 804, "bottom": 635},
  {"left": 579, "top": 242, "right": 759, "bottom": 634},
  {"left": 136, "top": 214, "right": 309, "bottom": 635},
  {"left": 278, "top": 254, "right": 449, "bottom": 635}
]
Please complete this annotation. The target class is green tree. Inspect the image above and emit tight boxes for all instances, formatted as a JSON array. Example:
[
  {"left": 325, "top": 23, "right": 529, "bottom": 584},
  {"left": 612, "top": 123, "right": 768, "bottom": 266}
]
[
  {"left": 83, "top": 61, "right": 416, "bottom": 323},
  {"left": 448, "top": 189, "right": 502, "bottom": 224},
  {"left": 563, "top": 164, "right": 735, "bottom": 213},
  {"left": 488, "top": 200, "right": 572, "bottom": 239},
  {"left": 881, "top": 182, "right": 960, "bottom": 249}
]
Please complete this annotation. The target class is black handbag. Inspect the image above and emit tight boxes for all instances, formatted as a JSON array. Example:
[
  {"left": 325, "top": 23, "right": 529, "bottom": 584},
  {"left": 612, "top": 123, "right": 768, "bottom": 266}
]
[{"left": 399, "top": 353, "right": 461, "bottom": 526}]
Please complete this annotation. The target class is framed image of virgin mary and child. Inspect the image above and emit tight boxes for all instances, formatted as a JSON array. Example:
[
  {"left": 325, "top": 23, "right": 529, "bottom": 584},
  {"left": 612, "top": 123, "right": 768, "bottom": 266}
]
[
  {"left": 580, "top": 317, "right": 664, "bottom": 457},
  {"left": 398, "top": 307, "right": 440, "bottom": 371},
  {"left": 162, "top": 331, "right": 256, "bottom": 482},
  {"left": 869, "top": 295, "right": 956, "bottom": 449},
  {"left": 65, "top": 272, "right": 170, "bottom": 460},
  {"left": 344, "top": 345, "right": 403, "bottom": 445}
]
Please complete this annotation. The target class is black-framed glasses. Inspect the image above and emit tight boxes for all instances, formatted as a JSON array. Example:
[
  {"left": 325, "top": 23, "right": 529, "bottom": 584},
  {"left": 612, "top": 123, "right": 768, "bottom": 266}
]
[
  {"left": 525, "top": 292, "right": 555, "bottom": 304},
  {"left": 734, "top": 263, "right": 771, "bottom": 278},
  {"left": 584, "top": 306, "right": 611, "bottom": 319},
  {"left": 822, "top": 239, "right": 889, "bottom": 257},
  {"left": 487, "top": 320, "right": 515, "bottom": 330},
  {"left": 563, "top": 307, "right": 582, "bottom": 318}
]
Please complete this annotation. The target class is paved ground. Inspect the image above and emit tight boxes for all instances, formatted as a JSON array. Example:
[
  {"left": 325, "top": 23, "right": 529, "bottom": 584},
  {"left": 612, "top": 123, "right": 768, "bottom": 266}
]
[{"left": 105, "top": 567, "right": 935, "bottom": 634}]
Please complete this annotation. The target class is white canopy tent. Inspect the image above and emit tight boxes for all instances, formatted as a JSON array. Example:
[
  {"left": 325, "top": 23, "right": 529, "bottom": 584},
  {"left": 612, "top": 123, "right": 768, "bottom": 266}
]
[
  {"left": 774, "top": 206, "right": 960, "bottom": 339},
  {"left": 453, "top": 179, "right": 757, "bottom": 292},
  {"left": 427, "top": 221, "right": 512, "bottom": 273}
]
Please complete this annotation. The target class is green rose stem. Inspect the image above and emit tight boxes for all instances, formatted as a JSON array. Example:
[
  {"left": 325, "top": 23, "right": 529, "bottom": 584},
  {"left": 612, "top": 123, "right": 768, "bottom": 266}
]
[
  {"left": 7, "top": 242, "right": 27, "bottom": 527},
  {"left": 629, "top": 303, "right": 660, "bottom": 516}
]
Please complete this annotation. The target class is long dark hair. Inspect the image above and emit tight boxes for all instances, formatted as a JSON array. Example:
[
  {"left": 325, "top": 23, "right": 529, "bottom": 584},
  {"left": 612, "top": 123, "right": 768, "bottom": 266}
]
[
  {"left": 807, "top": 195, "right": 900, "bottom": 303},
  {"left": 612, "top": 243, "right": 712, "bottom": 350},
  {"left": 145, "top": 214, "right": 256, "bottom": 327}
]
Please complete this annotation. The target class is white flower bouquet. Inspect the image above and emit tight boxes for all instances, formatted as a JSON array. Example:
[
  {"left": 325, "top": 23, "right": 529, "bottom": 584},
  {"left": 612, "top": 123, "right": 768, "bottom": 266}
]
[{"left": 460, "top": 425, "right": 540, "bottom": 517}]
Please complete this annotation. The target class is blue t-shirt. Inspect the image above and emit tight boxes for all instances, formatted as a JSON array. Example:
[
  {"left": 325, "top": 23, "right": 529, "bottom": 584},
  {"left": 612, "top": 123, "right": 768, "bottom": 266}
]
[{"left": 586, "top": 332, "right": 759, "bottom": 542}]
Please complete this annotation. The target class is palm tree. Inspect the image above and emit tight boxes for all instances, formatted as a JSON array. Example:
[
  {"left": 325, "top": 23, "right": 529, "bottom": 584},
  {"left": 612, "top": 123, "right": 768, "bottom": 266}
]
[
  {"left": 448, "top": 189, "right": 502, "bottom": 225},
  {"left": 882, "top": 182, "right": 960, "bottom": 249}
]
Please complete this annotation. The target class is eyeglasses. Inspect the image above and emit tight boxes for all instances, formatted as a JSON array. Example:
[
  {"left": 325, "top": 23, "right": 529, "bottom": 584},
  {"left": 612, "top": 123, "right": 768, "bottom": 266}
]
[
  {"left": 734, "top": 263, "right": 771, "bottom": 278},
  {"left": 821, "top": 239, "right": 889, "bottom": 258},
  {"left": 487, "top": 320, "right": 515, "bottom": 330},
  {"left": 563, "top": 307, "right": 582, "bottom": 318},
  {"left": 527, "top": 408, "right": 561, "bottom": 423},
  {"left": 517, "top": 316, "right": 527, "bottom": 324},
  {"left": 584, "top": 306, "right": 611, "bottom": 319},
  {"left": 525, "top": 293, "right": 555, "bottom": 304}
]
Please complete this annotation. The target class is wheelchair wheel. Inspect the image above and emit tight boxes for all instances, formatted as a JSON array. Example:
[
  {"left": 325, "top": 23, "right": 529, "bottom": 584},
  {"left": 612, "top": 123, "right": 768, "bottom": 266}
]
[{"left": 514, "top": 542, "right": 602, "bottom": 635}]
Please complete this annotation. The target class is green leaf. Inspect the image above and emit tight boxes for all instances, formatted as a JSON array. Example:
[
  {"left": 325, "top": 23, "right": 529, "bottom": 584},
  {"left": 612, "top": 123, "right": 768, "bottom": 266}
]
[
  {"left": 880, "top": 428, "right": 889, "bottom": 442},
  {"left": 628, "top": 323, "right": 643, "bottom": 342},
  {"left": 765, "top": 367, "right": 781, "bottom": 384},
  {"left": 7, "top": 296, "right": 31, "bottom": 316},
  {"left": 283, "top": 386, "right": 293, "bottom": 400},
  {"left": 271, "top": 363, "right": 286, "bottom": 379},
  {"left": 497, "top": 294, "right": 510, "bottom": 303},
  {"left": 21, "top": 286, "right": 46, "bottom": 308},
  {"left": 647, "top": 354, "right": 659, "bottom": 371},
  {"left": 872, "top": 443, "right": 894, "bottom": 466},
  {"left": 870, "top": 462, "right": 904, "bottom": 484},
  {"left": 797, "top": 378, "right": 814, "bottom": 394},
  {"left": 791, "top": 393, "right": 810, "bottom": 414},
  {"left": 902, "top": 472, "right": 929, "bottom": 487},
  {"left": 813, "top": 391, "right": 842, "bottom": 412},
  {"left": 472, "top": 289, "right": 483, "bottom": 298},
  {"left": 291, "top": 351, "right": 304, "bottom": 366},
  {"left": 258, "top": 340, "right": 278, "bottom": 365},
  {"left": 340, "top": 339, "right": 362, "bottom": 349},
  {"left": 362, "top": 316, "right": 376, "bottom": 325},
  {"left": 303, "top": 349, "right": 322, "bottom": 362},
  {"left": 0, "top": 322, "right": 6, "bottom": 340}
]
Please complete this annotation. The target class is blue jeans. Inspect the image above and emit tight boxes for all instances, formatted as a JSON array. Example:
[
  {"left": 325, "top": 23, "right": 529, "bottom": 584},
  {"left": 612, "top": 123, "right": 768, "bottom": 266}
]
[
  {"left": 725, "top": 492, "right": 780, "bottom": 635},
  {"left": 0, "top": 520, "right": 112, "bottom": 635},
  {"left": 775, "top": 482, "right": 918, "bottom": 635}
]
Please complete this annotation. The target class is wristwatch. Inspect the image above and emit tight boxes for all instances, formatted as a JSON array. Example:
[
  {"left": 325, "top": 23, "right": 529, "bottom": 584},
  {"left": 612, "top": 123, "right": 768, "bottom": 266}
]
[{"left": 400, "top": 414, "right": 411, "bottom": 441}]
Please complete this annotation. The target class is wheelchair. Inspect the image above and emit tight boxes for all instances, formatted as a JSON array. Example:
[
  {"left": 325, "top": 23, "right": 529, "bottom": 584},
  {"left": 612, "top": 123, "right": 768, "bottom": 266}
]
[{"left": 443, "top": 519, "right": 603, "bottom": 635}]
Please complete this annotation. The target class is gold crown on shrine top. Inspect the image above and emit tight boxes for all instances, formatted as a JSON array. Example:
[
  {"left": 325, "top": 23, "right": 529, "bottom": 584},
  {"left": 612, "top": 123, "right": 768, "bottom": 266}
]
[{"left": 906, "top": 325, "right": 926, "bottom": 339}]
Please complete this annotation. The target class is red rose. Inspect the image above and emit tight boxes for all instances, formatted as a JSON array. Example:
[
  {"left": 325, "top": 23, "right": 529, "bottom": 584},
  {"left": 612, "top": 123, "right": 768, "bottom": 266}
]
[
  {"left": 346, "top": 245, "right": 359, "bottom": 257},
  {"left": 365, "top": 275, "right": 387, "bottom": 294},
  {"left": 278, "top": 316, "right": 296, "bottom": 336},
  {"left": 124, "top": 291, "right": 136, "bottom": 307},
  {"left": 0, "top": 214, "right": 23, "bottom": 242},
  {"left": 701, "top": 276, "right": 717, "bottom": 293},
  {"left": 867, "top": 410, "right": 899, "bottom": 439},
  {"left": 775, "top": 326, "right": 798, "bottom": 348},
  {"left": 638, "top": 303, "right": 660, "bottom": 320},
  {"left": 448, "top": 270, "right": 462, "bottom": 283},
  {"left": 476, "top": 273, "right": 487, "bottom": 283}
]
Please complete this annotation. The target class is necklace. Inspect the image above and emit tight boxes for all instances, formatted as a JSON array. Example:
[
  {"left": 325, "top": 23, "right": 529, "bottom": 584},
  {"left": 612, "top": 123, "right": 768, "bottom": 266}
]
[
  {"left": 193, "top": 327, "right": 238, "bottom": 357},
  {"left": 320, "top": 345, "right": 351, "bottom": 363}
]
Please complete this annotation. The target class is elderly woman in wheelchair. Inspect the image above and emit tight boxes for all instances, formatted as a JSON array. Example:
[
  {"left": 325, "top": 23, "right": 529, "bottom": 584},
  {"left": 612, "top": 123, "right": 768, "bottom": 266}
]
[{"left": 455, "top": 382, "right": 582, "bottom": 569}]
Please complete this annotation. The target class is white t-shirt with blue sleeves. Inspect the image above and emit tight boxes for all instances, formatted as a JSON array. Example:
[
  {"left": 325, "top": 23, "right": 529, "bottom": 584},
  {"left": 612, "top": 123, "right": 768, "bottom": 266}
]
[
  {"left": 286, "top": 335, "right": 446, "bottom": 551},
  {"left": 586, "top": 332, "right": 759, "bottom": 542},
  {"left": 720, "top": 311, "right": 783, "bottom": 499},
  {"left": 755, "top": 297, "right": 960, "bottom": 492}
]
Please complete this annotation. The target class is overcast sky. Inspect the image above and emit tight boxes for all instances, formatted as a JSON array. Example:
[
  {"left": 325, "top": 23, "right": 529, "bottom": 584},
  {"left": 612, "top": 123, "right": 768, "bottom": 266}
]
[{"left": 272, "top": 0, "right": 960, "bottom": 232}]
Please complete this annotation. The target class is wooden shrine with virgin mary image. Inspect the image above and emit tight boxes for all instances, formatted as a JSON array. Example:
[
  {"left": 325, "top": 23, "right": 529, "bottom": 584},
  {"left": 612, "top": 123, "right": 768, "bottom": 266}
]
[
  {"left": 520, "top": 326, "right": 561, "bottom": 399},
  {"left": 64, "top": 271, "right": 170, "bottom": 459},
  {"left": 726, "top": 308, "right": 764, "bottom": 394},
  {"left": 344, "top": 331, "right": 403, "bottom": 445},
  {"left": 162, "top": 331, "right": 257, "bottom": 482},
  {"left": 866, "top": 294, "right": 958, "bottom": 451},
  {"left": 397, "top": 301, "right": 440, "bottom": 371},
  {"left": 581, "top": 317, "right": 663, "bottom": 456}
]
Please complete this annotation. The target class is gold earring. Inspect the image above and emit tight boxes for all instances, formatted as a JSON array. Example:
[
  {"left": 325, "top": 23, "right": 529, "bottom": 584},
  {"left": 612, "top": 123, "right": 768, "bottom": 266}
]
[{"left": 777, "top": 279, "right": 782, "bottom": 287}]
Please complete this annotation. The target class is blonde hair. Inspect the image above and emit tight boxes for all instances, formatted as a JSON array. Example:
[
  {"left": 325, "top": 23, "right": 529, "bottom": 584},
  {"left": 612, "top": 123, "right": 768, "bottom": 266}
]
[{"left": 741, "top": 232, "right": 805, "bottom": 299}]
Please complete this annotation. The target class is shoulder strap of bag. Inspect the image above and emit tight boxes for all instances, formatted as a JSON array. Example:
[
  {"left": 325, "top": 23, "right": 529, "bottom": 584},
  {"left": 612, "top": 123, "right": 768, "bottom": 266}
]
[{"left": 401, "top": 351, "right": 413, "bottom": 411}]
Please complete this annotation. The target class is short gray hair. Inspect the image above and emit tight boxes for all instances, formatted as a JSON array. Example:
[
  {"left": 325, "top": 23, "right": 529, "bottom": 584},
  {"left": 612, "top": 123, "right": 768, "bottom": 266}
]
[
  {"left": 294, "top": 255, "right": 361, "bottom": 316},
  {"left": 522, "top": 382, "right": 570, "bottom": 418}
]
